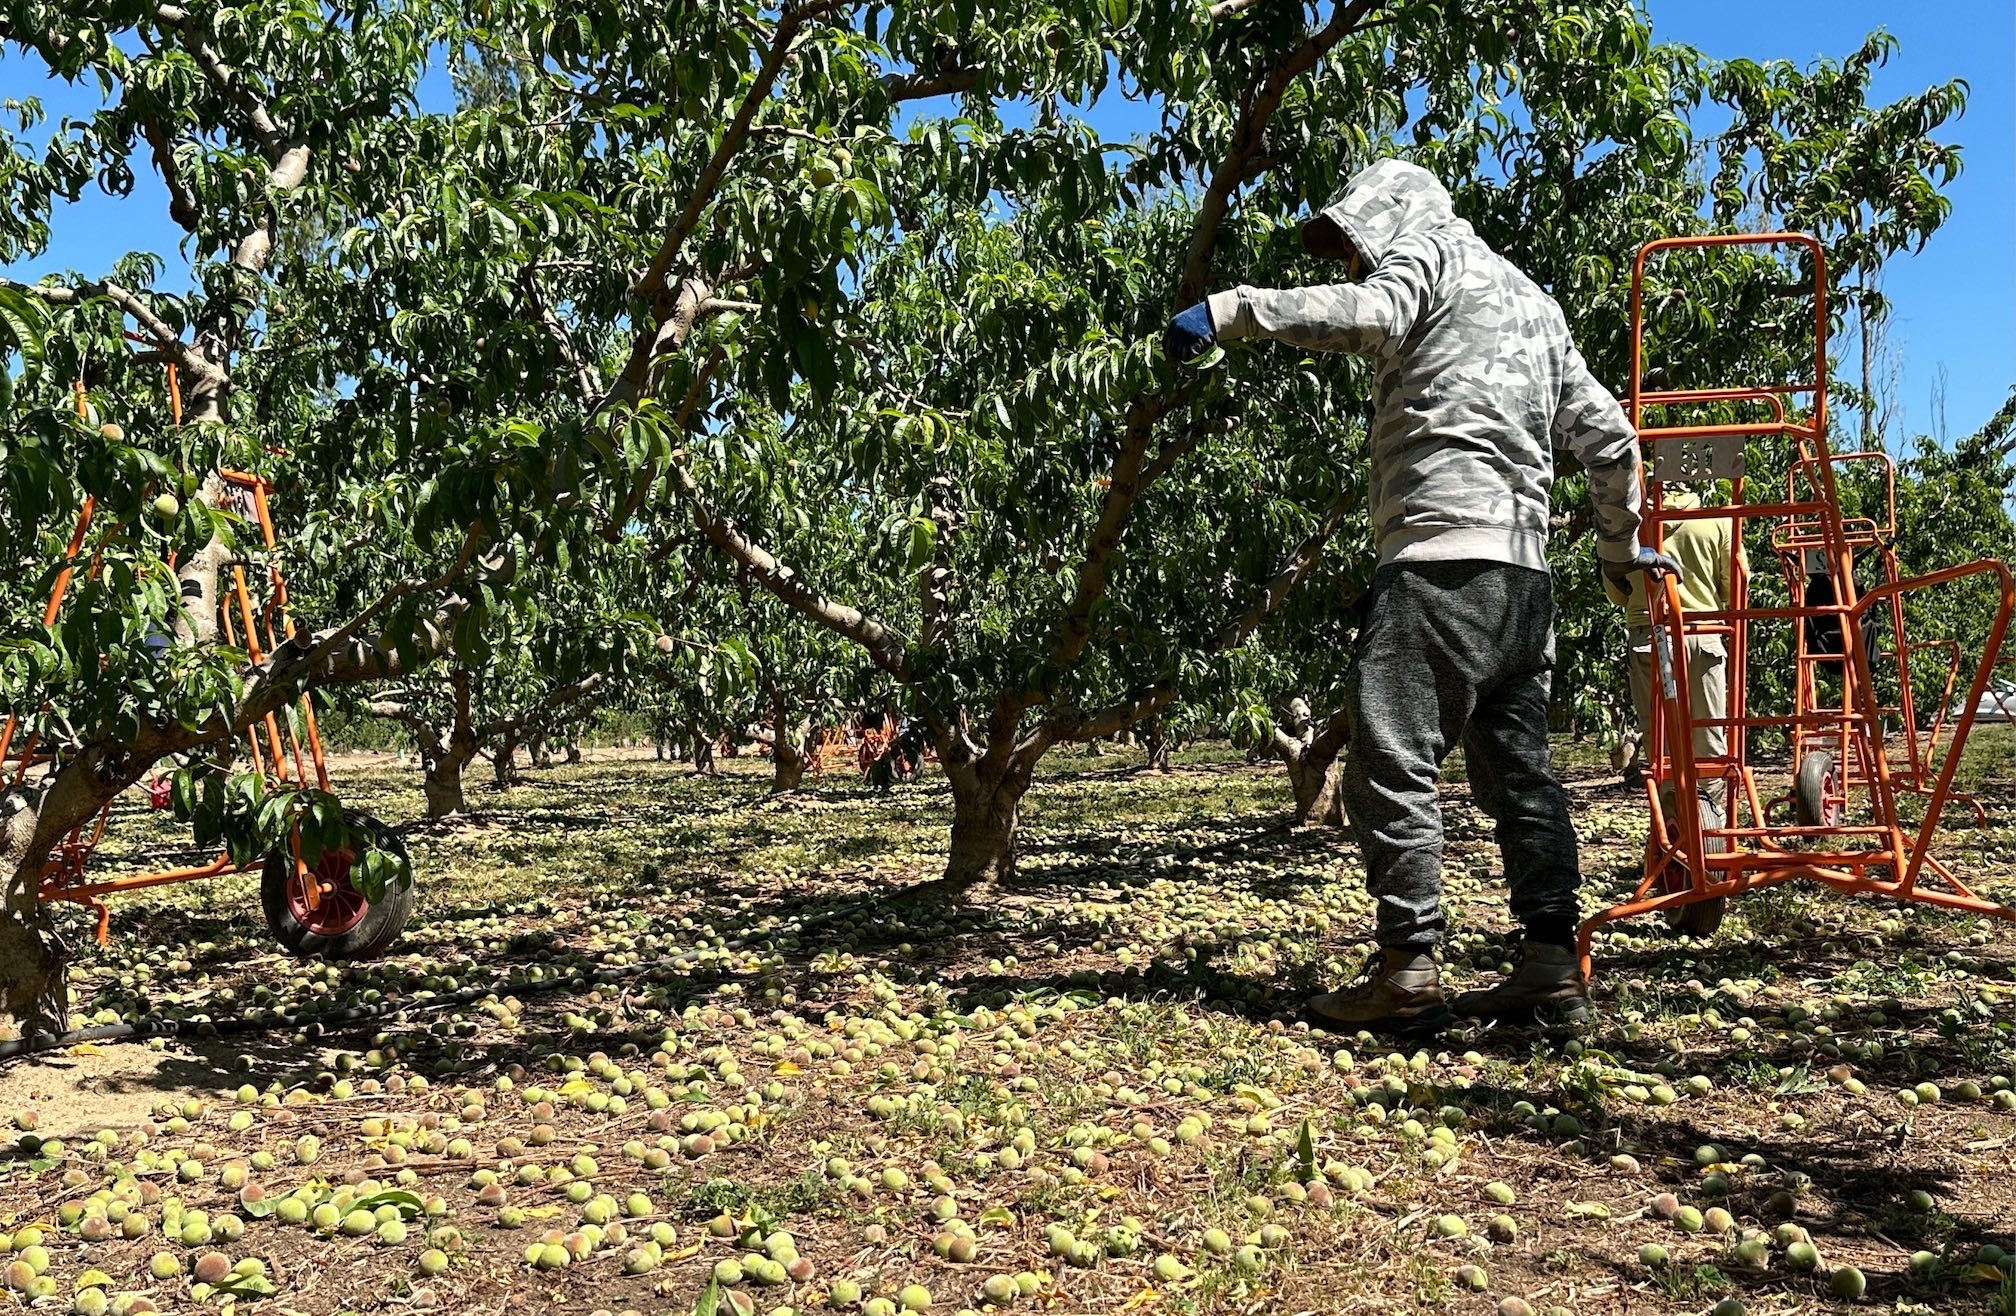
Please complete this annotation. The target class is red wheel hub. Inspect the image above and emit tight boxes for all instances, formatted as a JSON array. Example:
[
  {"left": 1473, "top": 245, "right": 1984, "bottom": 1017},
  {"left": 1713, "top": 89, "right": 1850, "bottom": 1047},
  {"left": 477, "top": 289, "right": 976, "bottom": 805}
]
[{"left": 286, "top": 847, "right": 369, "bottom": 937}]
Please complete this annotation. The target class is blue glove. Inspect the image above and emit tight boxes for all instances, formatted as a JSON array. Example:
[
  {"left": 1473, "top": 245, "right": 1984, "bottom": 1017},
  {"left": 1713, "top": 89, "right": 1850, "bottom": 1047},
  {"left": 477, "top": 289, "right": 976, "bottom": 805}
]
[
  {"left": 1603, "top": 546, "right": 1686, "bottom": 585},
  {"left": 1162, "top": 301, "right": 1216, "bottom": 362}
]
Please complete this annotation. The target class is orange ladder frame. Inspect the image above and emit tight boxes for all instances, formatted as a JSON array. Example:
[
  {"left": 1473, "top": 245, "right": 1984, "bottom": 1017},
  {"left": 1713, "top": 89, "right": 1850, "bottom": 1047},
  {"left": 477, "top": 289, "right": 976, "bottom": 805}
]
[
  {"left": 0, "top": 352, "right": 337, "bottom": 943},
  {"left": 1765, "top": 451, "right": 1986, "bottom": 824},
  {"left": 1578, "top": 233, "right": 2016, "bottom": 976}
]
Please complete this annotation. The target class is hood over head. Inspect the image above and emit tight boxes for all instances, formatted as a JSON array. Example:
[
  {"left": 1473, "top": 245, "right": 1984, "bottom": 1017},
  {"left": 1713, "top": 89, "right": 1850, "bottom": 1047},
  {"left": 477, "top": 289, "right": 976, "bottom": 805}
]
[{"left": 1299, "top": 159, "right": 1458, "bottom": 270}]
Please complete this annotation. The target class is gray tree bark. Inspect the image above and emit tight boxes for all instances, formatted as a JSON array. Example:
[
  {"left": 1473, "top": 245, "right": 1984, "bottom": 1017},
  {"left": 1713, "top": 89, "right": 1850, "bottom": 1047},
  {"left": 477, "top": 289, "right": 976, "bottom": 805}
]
[
  {"left": 941, "top": 756, "right": 1034, "bottom": 888},
  {"left": 1275, "top": 699, "right": 1351, "bottom": 828}
]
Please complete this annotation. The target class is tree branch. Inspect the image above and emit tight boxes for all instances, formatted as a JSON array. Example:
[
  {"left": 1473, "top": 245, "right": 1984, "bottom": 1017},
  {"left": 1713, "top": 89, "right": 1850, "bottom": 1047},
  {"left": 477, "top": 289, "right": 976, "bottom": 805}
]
[
  {"left": 449, "top": 667, "right": 473, "bottom": 744},
  {"left": 150, "top": 3, "right": 294, "bottom": 167},
  {"left": 1029, "top": 486, "right": 1354, "bottom": 756},
  {"left": 663, "top": 459, "right": 912, "bottom": 680},
  {"left": 0, "top": 275, "right": 201, "bottom": 371},
  {"left": 1044, "top": 407, "right": 1226, "bottom": 671},
  {"left": 269, "top": 527, "right": 487, "bottom": 687},
  {"left": 632, "top": 0, "right": 847, "bottom": 301},
  {"left": 480, "top": 670, "right": 608, "bottom": 740},
  {"left": 519, "top": 264, "right": 603, "bottom": 404},
  {"left": 600, "top": 276, "right": 711, "bottom": 412},
  {"left": 1034, "top": 684, "right": 1178, "bottom": 751},
  {"left": 599, "top": 344, "right": 724, "bottom": 542},
  {"left": 1215, "top": 485, "right": 1358, "bottom": 651},
  {"left": 1174, "top": 0, "right": 1387, "bottom": 306},
  {"left": 153, "top": 0, "right": 308, "bottom": 378},
  {"left": 746, "top": 125, "right": 833, "bottom": 148},
  {"left": 1139, "top": 413, "right": 1239, "bottom": 490},
  {"left": 364, "top": 697, "right": 445, "bottom": 758},
  {"left": 880, "top": 65, "right": 982, "bottom": 103},
  {"left": 136, "top": 115, "right": 203, "bottom": 232},
  {"left": 918, "top": 475, "right": 962, "bottom": 657},
  {"left": 1307, "top": 705, "right": 1352, "bottom": 766},
  {"left": 1037, "top": 2, "right": 1383, "bottom": 683}
]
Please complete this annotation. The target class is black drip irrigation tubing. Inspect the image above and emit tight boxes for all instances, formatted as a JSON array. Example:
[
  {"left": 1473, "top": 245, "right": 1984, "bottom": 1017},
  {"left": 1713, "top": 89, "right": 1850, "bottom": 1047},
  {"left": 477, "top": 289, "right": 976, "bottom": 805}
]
[{"left": 0, "top": 900, "right": 869, "bottom": 1064}]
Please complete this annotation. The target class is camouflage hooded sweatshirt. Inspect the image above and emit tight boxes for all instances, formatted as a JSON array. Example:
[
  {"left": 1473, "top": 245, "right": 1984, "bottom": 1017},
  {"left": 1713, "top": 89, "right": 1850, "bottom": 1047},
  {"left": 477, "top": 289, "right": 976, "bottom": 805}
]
[{"left": 1206, "top": 159, "right": 1643, "bottom": 573}]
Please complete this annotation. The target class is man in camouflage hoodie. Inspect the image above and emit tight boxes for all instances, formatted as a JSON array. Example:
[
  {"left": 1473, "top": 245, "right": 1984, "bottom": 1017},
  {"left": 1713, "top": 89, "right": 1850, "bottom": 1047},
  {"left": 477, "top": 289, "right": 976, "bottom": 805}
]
[{"left": 1165, "top": 159, "right": 1677, "bottom": 1032}]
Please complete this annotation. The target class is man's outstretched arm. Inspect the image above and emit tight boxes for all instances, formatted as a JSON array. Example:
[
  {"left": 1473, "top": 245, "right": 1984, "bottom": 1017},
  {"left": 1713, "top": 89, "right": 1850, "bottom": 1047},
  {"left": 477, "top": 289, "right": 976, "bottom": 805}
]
[{"left": 1164, "top": 249, "right": 1438, "bottom": 361}]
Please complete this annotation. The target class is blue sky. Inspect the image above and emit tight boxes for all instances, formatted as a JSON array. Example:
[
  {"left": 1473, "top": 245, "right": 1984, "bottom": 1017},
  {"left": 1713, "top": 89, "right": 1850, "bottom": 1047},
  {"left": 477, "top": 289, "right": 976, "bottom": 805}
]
[{"left": 4, "top": 0, "right": 2010, "bottom": 438}]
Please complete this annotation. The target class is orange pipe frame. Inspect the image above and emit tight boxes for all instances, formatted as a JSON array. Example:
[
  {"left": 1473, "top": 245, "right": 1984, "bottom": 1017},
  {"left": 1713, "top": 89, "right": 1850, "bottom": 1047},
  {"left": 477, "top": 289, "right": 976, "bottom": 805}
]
[
  {"left": 1764, "top": 450, "right": 1983, "bottom": 817},
  {"left": 1583, "top": 231, "right": 2015, "bottom": 977}
]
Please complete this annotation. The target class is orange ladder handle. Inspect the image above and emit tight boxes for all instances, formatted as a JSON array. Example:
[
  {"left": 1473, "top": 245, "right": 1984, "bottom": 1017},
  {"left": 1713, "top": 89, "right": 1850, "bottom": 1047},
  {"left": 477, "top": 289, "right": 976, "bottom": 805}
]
[{"left": 1628, "top": 232, "right": 1829, "bottom": 424}]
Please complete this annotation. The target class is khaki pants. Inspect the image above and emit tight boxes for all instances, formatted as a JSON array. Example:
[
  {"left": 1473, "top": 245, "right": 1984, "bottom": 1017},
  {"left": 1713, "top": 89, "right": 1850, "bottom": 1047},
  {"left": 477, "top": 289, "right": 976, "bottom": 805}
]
[{"left": 1626, "top": 626, "right": 1728, "bottom": 820}]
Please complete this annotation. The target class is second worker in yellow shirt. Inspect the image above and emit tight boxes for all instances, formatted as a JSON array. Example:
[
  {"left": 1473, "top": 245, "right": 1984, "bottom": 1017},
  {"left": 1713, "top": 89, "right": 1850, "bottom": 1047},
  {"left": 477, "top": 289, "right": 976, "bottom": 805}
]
[{"left": 1604, "top": 485, "right": 1745, "bottom": 826}]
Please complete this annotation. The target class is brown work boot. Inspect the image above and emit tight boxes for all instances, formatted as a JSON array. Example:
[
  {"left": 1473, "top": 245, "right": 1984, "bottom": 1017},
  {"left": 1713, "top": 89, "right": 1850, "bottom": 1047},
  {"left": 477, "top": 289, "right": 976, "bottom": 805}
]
[
  {"left": 1306, "top": 949, "right": 1451, "bottom": 1036},
  {"left": 1452, "top": 942, "right": 1591, "bottom": 1024}
]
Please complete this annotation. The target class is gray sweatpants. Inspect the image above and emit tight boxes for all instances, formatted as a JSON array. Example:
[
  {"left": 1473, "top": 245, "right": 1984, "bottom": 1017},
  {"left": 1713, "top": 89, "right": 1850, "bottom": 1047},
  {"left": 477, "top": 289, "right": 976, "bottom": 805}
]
[{"left": 1339, "top": 561, "right": 1581, "bottom": 949}]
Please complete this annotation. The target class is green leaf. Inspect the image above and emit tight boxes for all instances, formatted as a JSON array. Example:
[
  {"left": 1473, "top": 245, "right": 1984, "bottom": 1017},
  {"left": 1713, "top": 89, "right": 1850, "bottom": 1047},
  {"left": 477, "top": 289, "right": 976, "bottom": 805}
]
[
  {"left": 213, "top": 1271, "right": 277, "bottom": 1297},
  {"left": 906, "top": 518, "right": 934, "bottom": 572},
  {"left": 0, "top": 286, "right": 47, "bottom": 372},
  {"left": 350, "top": 1188, "right": 425, "bottom": 1219}
]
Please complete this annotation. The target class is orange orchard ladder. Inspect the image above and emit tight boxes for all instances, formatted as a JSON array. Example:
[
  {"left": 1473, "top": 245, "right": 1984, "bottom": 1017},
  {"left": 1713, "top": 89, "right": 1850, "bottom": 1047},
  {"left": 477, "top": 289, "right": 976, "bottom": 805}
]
[
  {"left": 6, "top": 351, "right": 337, "bottom": 943},
  {"left": 1578, "top": 232, "right": 2016, "bottom": 977}
]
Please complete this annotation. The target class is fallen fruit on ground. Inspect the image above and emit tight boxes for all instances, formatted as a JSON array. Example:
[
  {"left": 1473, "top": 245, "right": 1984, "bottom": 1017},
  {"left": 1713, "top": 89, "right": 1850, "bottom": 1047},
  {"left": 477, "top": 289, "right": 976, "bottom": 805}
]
[{"left": 0, "top": 749, "right": 2010, "bottom": 1314}]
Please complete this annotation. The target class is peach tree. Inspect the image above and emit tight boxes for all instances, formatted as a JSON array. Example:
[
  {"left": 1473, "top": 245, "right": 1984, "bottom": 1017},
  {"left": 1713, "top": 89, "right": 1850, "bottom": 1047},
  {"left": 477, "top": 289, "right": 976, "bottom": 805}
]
[
  {"left": 0, "top": 0, "right": 550, "bottom": 1031},
  {"left": 612, "top": 1, "right": 1744, "bottom": 884}
]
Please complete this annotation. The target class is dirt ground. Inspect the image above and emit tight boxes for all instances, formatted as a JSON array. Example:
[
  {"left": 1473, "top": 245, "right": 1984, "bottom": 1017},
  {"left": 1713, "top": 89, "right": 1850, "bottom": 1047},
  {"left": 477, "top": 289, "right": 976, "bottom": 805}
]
[{"left": 2, "top": 738, "right": 2012, "bottom": 1315}]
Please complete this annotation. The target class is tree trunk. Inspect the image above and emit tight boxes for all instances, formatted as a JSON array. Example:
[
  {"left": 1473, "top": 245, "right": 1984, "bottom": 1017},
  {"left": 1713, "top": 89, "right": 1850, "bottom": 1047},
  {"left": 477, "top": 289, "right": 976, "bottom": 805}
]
[
  {"left": 564, "top": 743, "right": 582, "bottom": 764},
  {"left": 1, "top": 787, "right": 70, "bottom": 1034},
  {"left": 1, "top": 743, "right": 150, "bottom": 1033},
  {"left": 422, "top": 749, "right": 474, "bottom": 819},
  {"left": 771, "top": 741, "right": 805, "bottom": 794},
  {"left": 1140, "top": 721, "right": 1172, "bottom": 773},
  {"left": 493, "top": 731, "right": 521, "bottom": 785},
  {"left": 941, "top": 757, "right": 1033, "bottom": 888},
  {"left": 1276, "top": 700, "right": 1350, "bottom": 829},
  {"left": 1284, "top": 750, "right": 1347, "bottom": 827},
  {"left": 766, "top": 704, "right": 810, "bottom": 795}
]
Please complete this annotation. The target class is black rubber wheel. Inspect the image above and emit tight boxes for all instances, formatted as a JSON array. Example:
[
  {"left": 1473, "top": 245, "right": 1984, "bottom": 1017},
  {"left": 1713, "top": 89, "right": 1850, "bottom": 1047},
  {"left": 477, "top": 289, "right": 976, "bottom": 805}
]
[
  {"left": 1793, "top": 750, "right": 1839, "bottom": 827},
  {"left": 261, "top": 810, "right": 415, "bottom": 960},
  {"left": 1664, "top": 793, "right": 1729, "bottom": 937},
  {"left": 1666, "top": 894, "right": 1727, "bottom": 936}
]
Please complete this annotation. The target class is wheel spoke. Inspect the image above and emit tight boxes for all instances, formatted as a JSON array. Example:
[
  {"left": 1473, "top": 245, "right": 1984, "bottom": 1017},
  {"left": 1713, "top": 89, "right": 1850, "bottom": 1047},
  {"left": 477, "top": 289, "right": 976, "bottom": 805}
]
[{"left": 286, "top": 847, "right": 370, "bottom": 937}]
